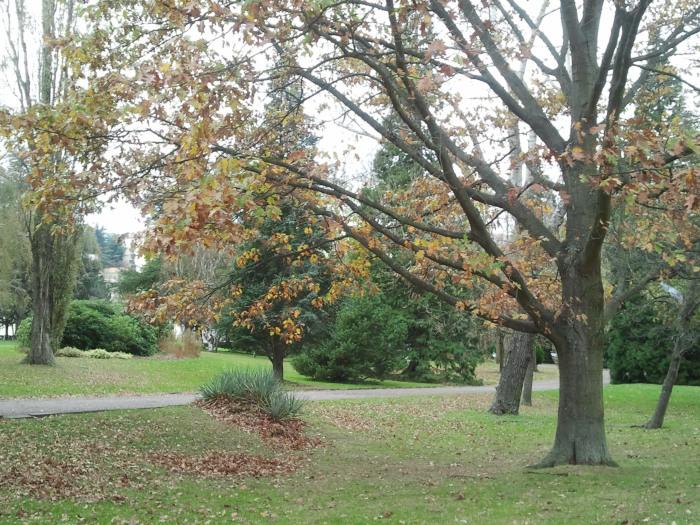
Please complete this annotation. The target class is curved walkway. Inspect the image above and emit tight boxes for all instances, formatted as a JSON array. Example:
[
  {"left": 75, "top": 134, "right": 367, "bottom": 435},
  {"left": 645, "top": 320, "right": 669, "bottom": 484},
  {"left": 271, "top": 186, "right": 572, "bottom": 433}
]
[{"left": 0, "top": 371, "right": 610, "bottom": 419}]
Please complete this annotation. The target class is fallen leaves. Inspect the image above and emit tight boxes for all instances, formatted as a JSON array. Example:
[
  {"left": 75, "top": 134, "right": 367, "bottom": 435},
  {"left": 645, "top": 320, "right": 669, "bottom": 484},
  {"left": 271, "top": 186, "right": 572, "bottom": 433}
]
[
  {"left": 196, "top": 397, "right": 321, "bottom": 450},
  {"left": 148, "top": 451, "right": 296, "bottom": 478}
]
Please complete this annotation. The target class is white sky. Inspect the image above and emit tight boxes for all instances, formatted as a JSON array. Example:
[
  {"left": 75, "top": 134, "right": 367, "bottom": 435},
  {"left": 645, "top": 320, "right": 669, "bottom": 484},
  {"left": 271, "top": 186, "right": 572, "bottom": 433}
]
[{"left": 86, "top": 199, "right": 145, "bottom": 235}]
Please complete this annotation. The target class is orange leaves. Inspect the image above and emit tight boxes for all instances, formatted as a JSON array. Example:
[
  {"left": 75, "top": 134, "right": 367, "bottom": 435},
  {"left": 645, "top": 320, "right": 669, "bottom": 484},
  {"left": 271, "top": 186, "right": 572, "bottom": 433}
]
[
  {"left": 423, "top": 39, "right": 447, "bottom": 60},
  {"left": 128, "top": 279, "right": 225, "bottom": 329}
]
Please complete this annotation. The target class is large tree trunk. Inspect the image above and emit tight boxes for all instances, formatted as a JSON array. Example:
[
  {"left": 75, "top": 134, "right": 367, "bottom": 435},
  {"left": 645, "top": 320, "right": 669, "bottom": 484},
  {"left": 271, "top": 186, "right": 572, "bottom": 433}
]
[
  {"left": 535, "top": 268, "right": 616, "bottom": 467},
  {"left": 27, "top": 226, "right": 55, "bottom": 365},
  {"left": 489, "top": 331, "right": 533, "bottom": 415},
  {"left": 521, "top": 346, "right": 536, "bottom": 406}
]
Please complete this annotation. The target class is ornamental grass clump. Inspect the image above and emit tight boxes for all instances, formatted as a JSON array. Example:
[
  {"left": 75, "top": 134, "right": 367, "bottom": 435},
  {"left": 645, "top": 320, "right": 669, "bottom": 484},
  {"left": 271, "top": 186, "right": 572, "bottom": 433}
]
[{"left": 200, "top": 369, "right": 304, "bottom": 421}]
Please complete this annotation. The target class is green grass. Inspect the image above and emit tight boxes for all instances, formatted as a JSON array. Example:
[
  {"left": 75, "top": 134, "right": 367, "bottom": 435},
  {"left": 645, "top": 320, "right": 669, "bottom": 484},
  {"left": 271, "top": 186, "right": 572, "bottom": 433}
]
[
  {"left": 0, "top": 384, "right": 697, "bottom": 524},
  {"left": 0, "top": 342, "right": 438, "bottom": 398}
]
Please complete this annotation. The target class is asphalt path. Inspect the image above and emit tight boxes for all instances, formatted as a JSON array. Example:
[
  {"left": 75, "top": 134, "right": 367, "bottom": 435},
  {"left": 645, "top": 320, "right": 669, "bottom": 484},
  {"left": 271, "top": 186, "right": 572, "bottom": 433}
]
[{"left": 0, "top": 371, "right": 610, "bottom": 419}]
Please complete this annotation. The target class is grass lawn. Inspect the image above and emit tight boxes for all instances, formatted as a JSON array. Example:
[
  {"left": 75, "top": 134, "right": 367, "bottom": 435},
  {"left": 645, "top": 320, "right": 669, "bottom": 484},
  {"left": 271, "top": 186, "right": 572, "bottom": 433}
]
[
  {"left": 0, "top": 384, "right": 697, "bottom": 524},
  {"left": 0, "top": 341, "right": 483, "bottom": 398}
]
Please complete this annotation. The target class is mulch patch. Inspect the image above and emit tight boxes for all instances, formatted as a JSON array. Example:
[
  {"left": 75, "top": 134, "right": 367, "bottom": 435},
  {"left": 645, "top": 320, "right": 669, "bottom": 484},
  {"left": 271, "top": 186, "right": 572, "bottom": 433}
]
[{"left": 195, "top": 397, "right": 322, "bottom": 451}]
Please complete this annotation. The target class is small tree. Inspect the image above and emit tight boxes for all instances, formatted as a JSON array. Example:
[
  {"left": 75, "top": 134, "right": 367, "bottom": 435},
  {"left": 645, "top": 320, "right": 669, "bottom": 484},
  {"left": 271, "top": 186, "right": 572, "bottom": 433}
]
[{"left": 218, "top": 203, "right": 338, "bottom": 380}]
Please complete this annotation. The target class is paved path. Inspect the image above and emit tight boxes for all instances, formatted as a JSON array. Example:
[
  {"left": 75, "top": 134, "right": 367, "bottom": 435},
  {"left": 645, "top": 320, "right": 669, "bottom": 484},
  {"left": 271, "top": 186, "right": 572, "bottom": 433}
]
[{"left": 0, "top": 371, "right": 610, "bottom": 419}]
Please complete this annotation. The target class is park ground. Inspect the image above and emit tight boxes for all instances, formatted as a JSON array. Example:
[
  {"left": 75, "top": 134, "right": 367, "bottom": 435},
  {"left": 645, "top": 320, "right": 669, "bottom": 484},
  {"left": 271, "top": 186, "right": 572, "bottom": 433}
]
[
  {"left": 0, "top": 340, "right": 696, "bottom": 524},
  {"left": 0, "top": 384, "right": 698, "bottom": 524},
  {"left": 0, "top": 340, "right": 558, "bottom": 398}
]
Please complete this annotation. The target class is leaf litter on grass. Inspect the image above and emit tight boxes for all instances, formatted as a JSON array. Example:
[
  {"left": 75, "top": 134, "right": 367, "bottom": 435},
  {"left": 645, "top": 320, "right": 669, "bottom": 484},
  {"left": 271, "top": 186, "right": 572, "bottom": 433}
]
[{"left": 195, "top": 397, "right": 322, "bottom": 451}]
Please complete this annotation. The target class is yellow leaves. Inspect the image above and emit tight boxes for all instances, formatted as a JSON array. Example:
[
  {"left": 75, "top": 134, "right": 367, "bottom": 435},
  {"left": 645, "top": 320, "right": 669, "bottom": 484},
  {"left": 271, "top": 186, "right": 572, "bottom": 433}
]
[
  {"left": 570, "top": 146, "right": 586, "bottom": 161},
  {"left": 219, "top": 157, "right": 240, "bottom": 174}
]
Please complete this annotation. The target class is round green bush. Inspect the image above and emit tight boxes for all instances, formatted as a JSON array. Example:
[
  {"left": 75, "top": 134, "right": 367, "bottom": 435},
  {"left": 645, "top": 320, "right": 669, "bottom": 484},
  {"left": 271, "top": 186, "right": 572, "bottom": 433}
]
[{"left": 19, "top": 300, "right": 158, "bottom": 356}]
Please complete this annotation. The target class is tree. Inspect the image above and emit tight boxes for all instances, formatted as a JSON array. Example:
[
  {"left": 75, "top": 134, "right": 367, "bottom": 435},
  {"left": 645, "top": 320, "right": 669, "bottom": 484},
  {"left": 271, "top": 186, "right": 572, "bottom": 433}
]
[
  {"left": 0, "top": 167, "right": 31, "bottom": 337},
  {"left": 95, "top": 227, "right": 126, "bottom": 268},
  {"left": 85, "top": 0, "right": 700, "bottom": 466},
  {"left": 74, "top": 227, "right": 109, "bottom": 300},
  {"left": 0, "top": 0, "right": 113, "bottom": 364},
  {"left": 216, "top": 202, "right": 338, "bottom": 380},
  {"left": 642, "top": 280, "right": 700, "bottom": 428},
  {"left": 602, "top": 59, "right": 700, "bottom": 427}
]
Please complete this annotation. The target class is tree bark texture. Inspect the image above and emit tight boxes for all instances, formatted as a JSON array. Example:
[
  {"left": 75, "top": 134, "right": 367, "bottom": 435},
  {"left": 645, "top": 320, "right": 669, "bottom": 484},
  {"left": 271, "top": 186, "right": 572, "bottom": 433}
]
[
  {"left": 496, "top": 329, "right": 505, "bottom": 372},
  {"left": 489, "top": 331, "right": 533, "bottom": 415},
  {"left": 27, "top": 225, "right": 55, "bottom": 365},
  {"left": 521, "top": 346, "right": 536, "bottom": 406},
  {"left": 536, "top": 266, "right": 616, "bottom": 467},
  {"left": 268, "top": 338, "right": 285, "bottom": 381},
  {"left": 25, "top": 224, "right": 79, "bottom": 365}
]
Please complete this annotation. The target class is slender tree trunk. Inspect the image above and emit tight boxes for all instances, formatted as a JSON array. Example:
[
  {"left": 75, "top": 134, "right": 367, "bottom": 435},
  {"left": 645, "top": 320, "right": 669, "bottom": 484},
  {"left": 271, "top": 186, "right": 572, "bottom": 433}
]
[
  {"left": 489, "top": 331, "right": 533, "bottom": 415},
  {"left": 521, "top": 346, "right": 536, "bottom": 406},
  {"left": 496, "top": 329, "right": 505, "bottom": 371},
  {"left": 4, "top": 324, "right": 8, "bottom": 341},
  {"left": 643, "top": 280, "right": 698, "bottom": 429},
  {"left": 644, "top": 346, "right": 682, "bottom": 429}
]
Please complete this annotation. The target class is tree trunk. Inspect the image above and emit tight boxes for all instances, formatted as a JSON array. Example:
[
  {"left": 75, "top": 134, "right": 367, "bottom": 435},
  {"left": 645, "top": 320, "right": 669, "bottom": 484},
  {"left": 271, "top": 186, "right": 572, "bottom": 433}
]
[
  {"left": 4, "top": 324, "right": 8, "bottom": 341},
  {"left": 49, "top": 230, "right": 80, "bottom": 350},
  {"left": 534, "top": 269, "right": 616, "bottom": 467},
  {"left": 268, "top": 338, "right": 285, "bottom": 381},
  {"left": 643, "top": 280, "right": 698, "bottom": 429},
  {"left": 26, "top": 226, "right": 55, "bottom": 365},
  {"left": 643, "top": 347, "right": 682, "bottom": 429},
  {"left": 521, "top": 346, "right": 536, "bottom": 406},
  {"left": 489, "top": 331, "right": 533, "bottom": 415},
  {"left": 496, "top": 329, "right": 505, "bottom": 371}
]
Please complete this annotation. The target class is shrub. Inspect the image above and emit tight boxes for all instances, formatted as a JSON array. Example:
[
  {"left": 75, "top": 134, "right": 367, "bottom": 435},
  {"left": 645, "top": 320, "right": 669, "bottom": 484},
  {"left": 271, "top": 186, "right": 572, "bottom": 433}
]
[
  {"left": 266, "top": 391, "right": 306, "bottom": 421},
  {"left": 105, "top": 351, "right": 133, "bottom": 360},
  {"left": 293, "top": 294, "right": 407, "bottom": 382},
  {"left": 535, "top": 345, "right": 545, "bottom": 365},
  {"left": 607, "top": 297, "right": 700, "bottom": 385},
  {"left": 200, "top": 369, "right": 304, "bottom": 421},
  {"left": 103, "top": 314, "right": 158, "bottom": 356},
  {"left": 430, "top": 340, "right": 483, "bottom": 385},
  {"left": 159, "top": 330, "right": 202, "bottom": 358},
  {"left": 55, "top": 347, "right": 133, "bottom": 360},
  {"left": 22, "top": 300, "right": 158, "bottom": 356},
  {"left": 84, "top": 349, "right": 113, "bottom": 359},
  {"left": 16, "top": 318, "right": 31, "bottom": 349},
  {"left": 56, "top": 347, "right": 85, "bottom": 357}
]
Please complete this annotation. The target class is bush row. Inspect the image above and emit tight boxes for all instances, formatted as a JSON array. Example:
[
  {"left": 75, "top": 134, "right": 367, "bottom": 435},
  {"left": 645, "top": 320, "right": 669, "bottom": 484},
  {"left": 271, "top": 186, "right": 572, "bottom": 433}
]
[{"left": 56, "top": 347, "right": 133, "bottom": 359}]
